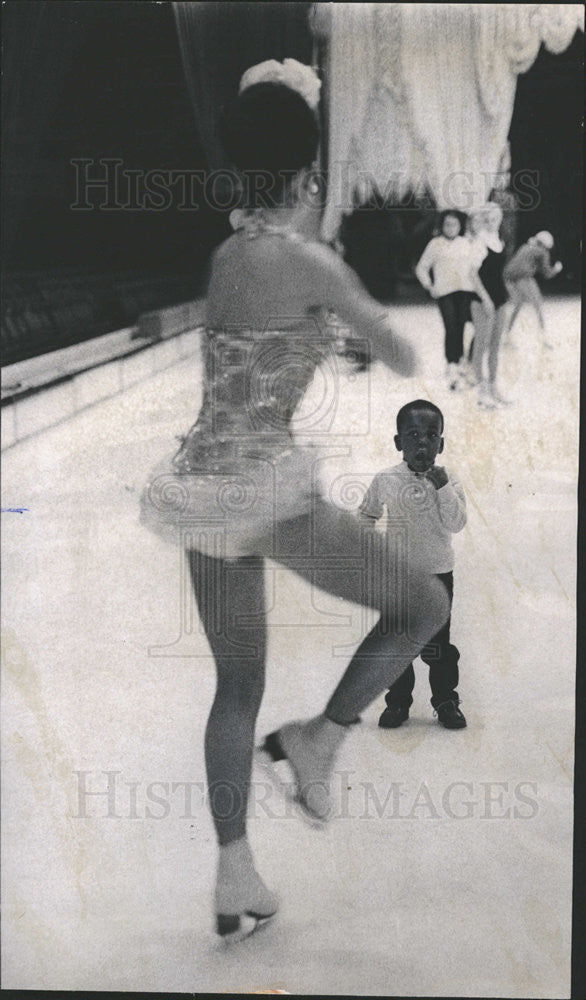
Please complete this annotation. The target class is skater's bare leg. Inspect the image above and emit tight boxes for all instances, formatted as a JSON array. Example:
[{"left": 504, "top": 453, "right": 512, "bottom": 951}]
[
  {"left": 269, "top": 501, "right": 449, "bottom": 700},
  {"left": 189, "top": 502, "right": 449, "bottom": 917},
  {"left": 188, "top": 550, "right": 278, "bottom": 933},
  {"left": 471, "top": 299, "right": 492, "bottom": 403},
  {"left": 505, "top": 279, "right": 524, "bottom": 343},
  {"left": 507, "top": 294, "right": 523, "bottom": 335},
  {"left": 256, "top": 502, "right": 449, "bottom": 818},
  {"left": 188, "top": 550, "right": 267, "bottom": 846},
  {"left": 523, "top": 277, "right": 550, "bottom": 344},
  {"left": 190, "top": 505, "right": 447, "bottom": 824},
  {"left": 488, "top": 307, "right": 509, "bottom": 402}
]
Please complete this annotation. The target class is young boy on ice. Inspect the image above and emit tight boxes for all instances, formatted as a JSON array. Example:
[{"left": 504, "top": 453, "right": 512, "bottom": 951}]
[{"left": 359, "top": 400, "right": 468, "bottom": 729}]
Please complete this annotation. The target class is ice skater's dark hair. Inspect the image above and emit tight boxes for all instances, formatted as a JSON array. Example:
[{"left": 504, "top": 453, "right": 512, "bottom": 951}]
[
  {"left": 435, "top": 209, "right": 467, "bottom": 236},
  {"left": 219, "top": 82, "right": 320, "bottom": 208},
  {"left": 396, "top": 400, "right": 445, "bottom": 434}
]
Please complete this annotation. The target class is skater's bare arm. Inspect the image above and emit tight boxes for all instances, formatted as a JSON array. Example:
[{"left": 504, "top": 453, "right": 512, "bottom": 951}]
[
  {"left": 538, "top": 249, "right": 563, "bottom": 280},
  {"left": 298, "top": 243, "right": 418, "bottom": 377},
  {"left": 469, "top": 263, "right": 494, "bottom": 313}
]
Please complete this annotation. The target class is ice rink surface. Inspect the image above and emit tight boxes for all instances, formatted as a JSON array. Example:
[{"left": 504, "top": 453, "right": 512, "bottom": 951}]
[{"left": 1, "top": 297, "right": 579, "bottom": 996}]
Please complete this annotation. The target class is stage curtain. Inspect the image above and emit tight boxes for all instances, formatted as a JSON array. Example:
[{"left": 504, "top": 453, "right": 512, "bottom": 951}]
[
  {"left": 1, "top": 1, "right": 96, "bottom": 261},
  {"left": 316, "top": 3, "right": 584, "bottom": 240},
  {"left": 173, "top": 2, "right": 313, "bottom": 170}
]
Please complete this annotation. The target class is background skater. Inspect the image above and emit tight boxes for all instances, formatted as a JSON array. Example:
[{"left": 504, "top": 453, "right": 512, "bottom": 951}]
[{"left": 503, "top": 231, "right": 563, "bottom": 348}]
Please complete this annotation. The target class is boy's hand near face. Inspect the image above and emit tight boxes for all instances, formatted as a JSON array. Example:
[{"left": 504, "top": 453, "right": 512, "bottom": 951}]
[{"left": 425, "top": 465, "right": 449, "bottom": 490}]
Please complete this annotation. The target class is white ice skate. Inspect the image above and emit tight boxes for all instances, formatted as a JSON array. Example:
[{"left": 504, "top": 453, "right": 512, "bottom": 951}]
[
  {"left": 215, "top": 837, "right": 279, "bottom": 943},
  {"left": 257, "top": 716, "right": 346, "bottom": 828}
]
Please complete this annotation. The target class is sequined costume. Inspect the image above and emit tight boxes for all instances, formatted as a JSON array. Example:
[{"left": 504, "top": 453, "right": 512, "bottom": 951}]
[
  {"left": 141, "top": 213, "right": 347, "bottom": 557},
  {"left": 141, "top": 316, "right": 337, "bottom": 559}
]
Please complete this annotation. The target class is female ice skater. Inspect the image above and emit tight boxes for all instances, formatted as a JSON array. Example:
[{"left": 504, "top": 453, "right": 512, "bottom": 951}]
[
  {"left": 468, "top": 204, "right": 510, "bottom": 409},
  {"left": 141, "top": 59, "right": 448, "bottom": 943},
  {"left": 415, "top": 210, "right": 487, "bottom": 390},
  {"left": 503, "top": 231, "right": 563, "bottom": 348}
]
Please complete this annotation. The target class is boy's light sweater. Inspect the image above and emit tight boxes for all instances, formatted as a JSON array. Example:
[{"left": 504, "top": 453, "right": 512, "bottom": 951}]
[{"left": 359, "top": 460, "right": 467, "bottom": 573}]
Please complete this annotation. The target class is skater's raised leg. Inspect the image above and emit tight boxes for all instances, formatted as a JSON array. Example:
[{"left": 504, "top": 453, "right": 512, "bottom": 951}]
[{"left": 259, "top": 502, "right": 449, "bottom": 821}]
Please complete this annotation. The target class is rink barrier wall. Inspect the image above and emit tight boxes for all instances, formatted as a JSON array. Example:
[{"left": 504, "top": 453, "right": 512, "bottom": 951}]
[
  {"left": 1, "top": 301, "right": 204, "bottom": 450},
  {"left": 134, "top": 300, "right": 203, "bottom": 341}
]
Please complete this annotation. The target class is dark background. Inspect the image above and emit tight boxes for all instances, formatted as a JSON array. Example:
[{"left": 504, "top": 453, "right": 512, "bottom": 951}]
[{"left": 1, "top": 1, "right": 583, "bottom": 363}]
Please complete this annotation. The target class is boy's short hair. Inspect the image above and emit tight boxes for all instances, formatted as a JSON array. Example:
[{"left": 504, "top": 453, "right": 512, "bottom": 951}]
[{"left": 396, "top": 399, "right": 445, "bottom": 434}]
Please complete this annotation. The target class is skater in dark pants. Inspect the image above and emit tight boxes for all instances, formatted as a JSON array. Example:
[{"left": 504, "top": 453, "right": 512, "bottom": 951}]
[
  {"left": 359, "top": 399, "right": 468, "bottom": 729},
  {"left": 415, "top": 211, "right": 486, "bottom": 391}
]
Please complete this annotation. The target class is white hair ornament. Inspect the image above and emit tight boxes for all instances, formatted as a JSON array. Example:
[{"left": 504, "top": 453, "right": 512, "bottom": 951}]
[{"left": 239, "top": 58, "right": 321, "bottom": 112}]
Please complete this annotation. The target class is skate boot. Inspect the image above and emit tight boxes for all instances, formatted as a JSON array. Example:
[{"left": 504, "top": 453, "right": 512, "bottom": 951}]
[
  {"left": 477, "top": 382, "right": 497, "bottom": 409},
  {"left": 215, "top": 837, "right": 278, "bottom": 943},
  {"left": 489, "top": 383, "right": 512, "bottom": 407},
  {"left": 458, "top": 358, "right": 476, "bottom": 387},
  {"left": 258, "top": 715, "right": 348, "bottom": 827},
  {"left": 446, "top": 362, "right": 463, "bottom": 391}
]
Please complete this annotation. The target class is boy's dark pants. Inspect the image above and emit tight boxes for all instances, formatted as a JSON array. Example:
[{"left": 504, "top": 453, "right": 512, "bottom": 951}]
[{"left": 385, "top": 572, "right": 460, "bottom": 710}]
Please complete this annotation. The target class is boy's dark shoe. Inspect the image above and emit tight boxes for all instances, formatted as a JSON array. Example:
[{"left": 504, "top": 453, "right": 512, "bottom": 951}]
[
  {"left": 435, "top": 700, "right": 467, "bottom": 729},
  {"left": 378, "top": 704, "right": 409, "bottom": 729}
]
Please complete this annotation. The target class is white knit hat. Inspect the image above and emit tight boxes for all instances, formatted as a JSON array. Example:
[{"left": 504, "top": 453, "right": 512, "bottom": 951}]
[{"left": 535, "top": 231, "right": 554, "bottom": 249}]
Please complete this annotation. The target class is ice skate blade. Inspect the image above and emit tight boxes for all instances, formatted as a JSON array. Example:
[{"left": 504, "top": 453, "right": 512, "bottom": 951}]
[{"left": 217, "top": 910, "right": 276, "bottom": 944}]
